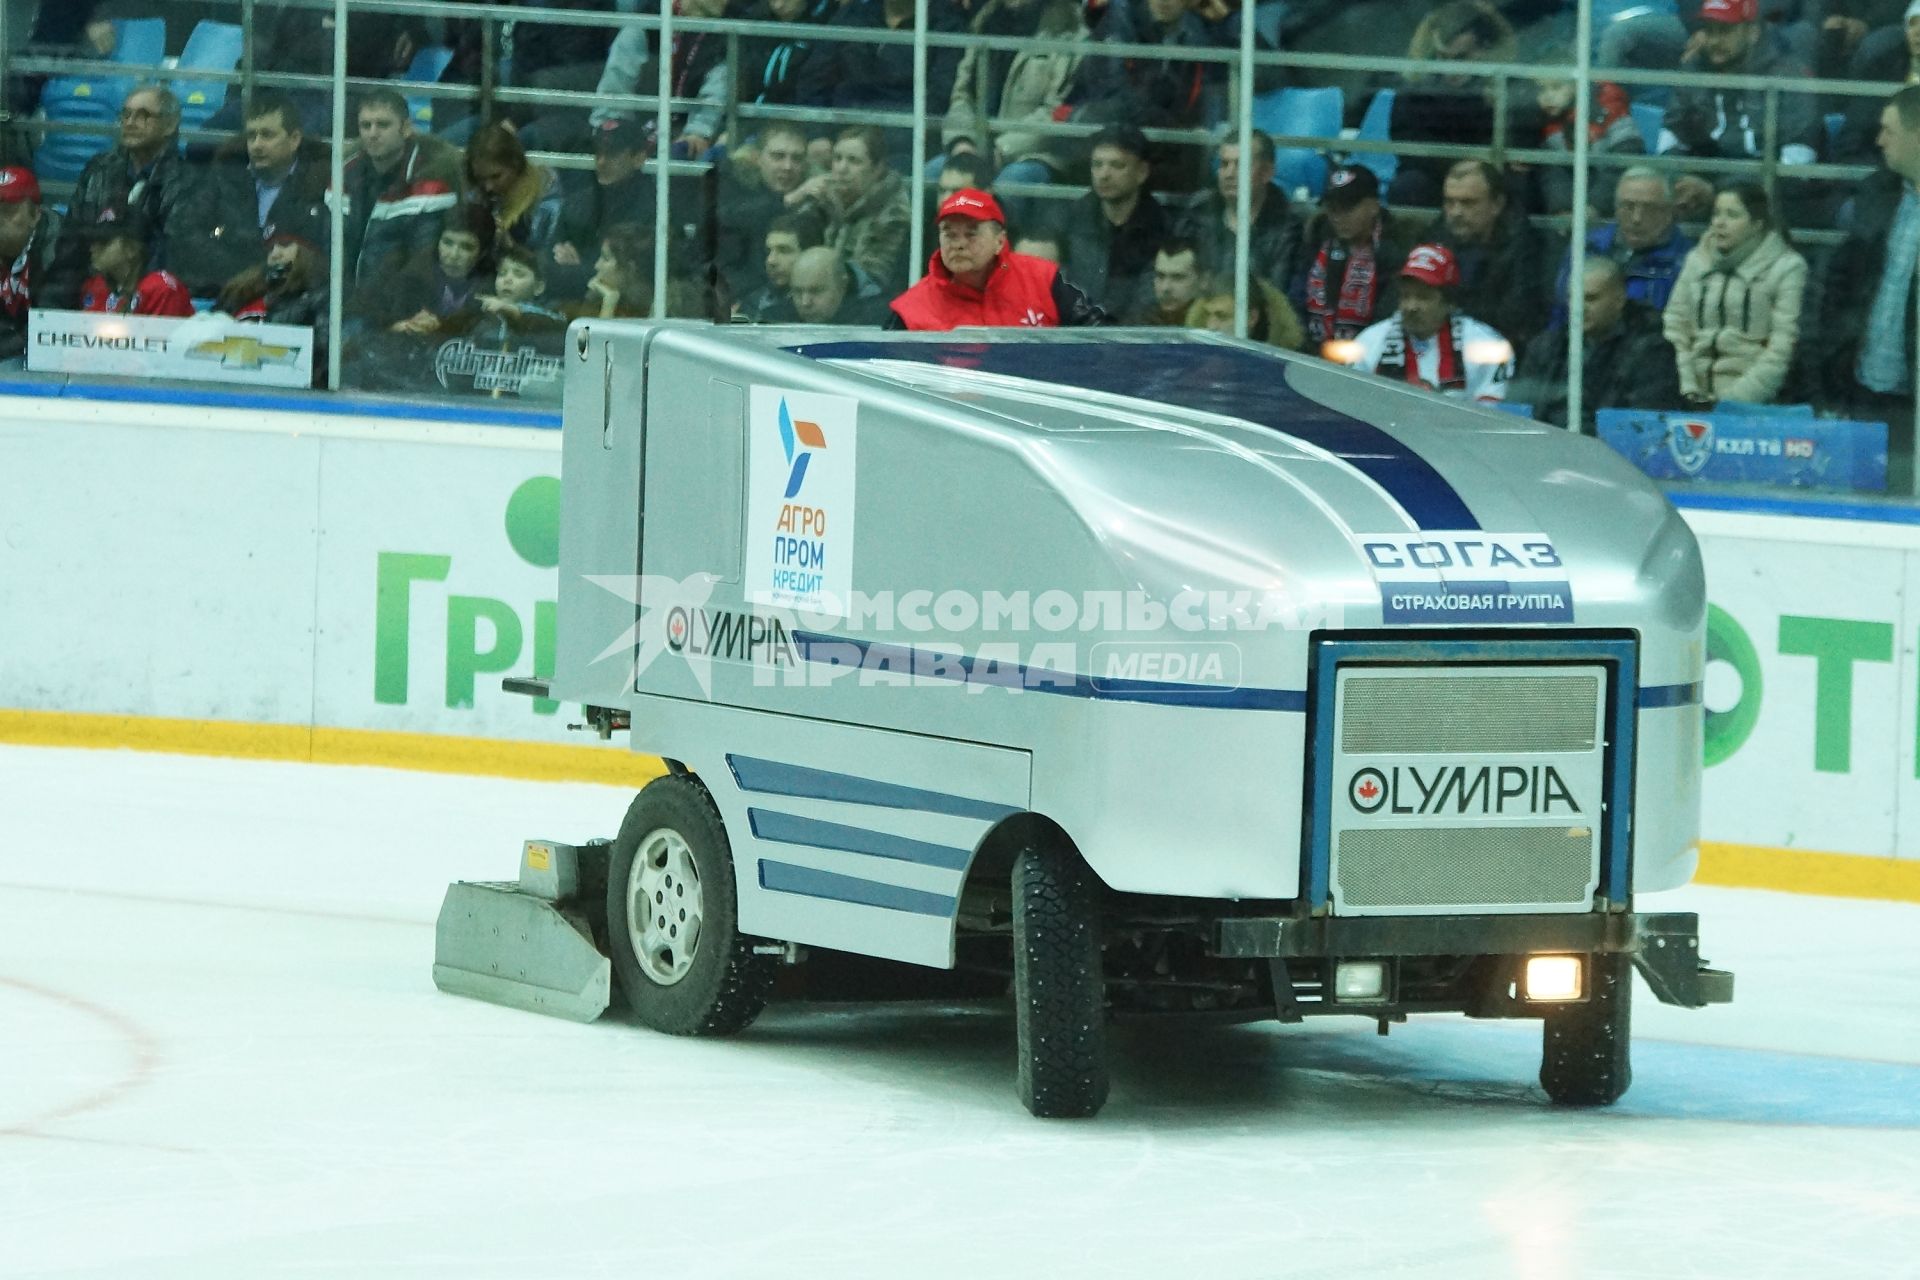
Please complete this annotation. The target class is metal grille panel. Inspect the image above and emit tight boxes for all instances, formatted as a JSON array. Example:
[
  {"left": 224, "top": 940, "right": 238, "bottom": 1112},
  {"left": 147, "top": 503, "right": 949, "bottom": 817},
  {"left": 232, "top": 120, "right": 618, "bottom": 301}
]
[
  {"left": 1341, "top": 674, "right": 1600, "bottom": 754},
  {"left": 1335, "top": 826, "right": 1597, "bottom": 908}
]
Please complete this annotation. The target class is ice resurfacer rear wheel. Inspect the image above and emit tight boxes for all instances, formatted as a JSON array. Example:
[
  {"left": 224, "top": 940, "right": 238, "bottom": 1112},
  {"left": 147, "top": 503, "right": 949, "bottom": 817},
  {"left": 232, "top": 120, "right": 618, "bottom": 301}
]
[
  {"left": 1539, "top": 952, "right": 1633, "bottom": 1106},
  {"left": 1012, "top": 845, "right": 1109, "bottom": 1118},
  {"left": 607, "top": 774, "right": 773, "bottom": 1036}
]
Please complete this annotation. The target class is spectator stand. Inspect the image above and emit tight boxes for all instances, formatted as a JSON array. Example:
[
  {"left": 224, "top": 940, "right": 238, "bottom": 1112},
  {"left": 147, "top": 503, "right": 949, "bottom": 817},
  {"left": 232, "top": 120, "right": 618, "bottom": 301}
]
[{"left": 0, "top": 0, "right": 1913, "bottom": 496}]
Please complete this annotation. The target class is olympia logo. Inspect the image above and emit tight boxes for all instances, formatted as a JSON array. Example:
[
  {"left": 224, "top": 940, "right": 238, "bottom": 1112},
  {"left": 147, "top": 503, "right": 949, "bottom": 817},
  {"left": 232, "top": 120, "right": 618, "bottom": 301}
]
[{"left": 1348, "top": 763, "right": 1581, "bottom": 817}]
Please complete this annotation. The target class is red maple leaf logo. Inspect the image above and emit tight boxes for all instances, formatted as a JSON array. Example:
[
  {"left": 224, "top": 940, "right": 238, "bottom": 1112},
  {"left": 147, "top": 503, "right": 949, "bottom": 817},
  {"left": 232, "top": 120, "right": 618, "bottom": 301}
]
[{"left": 1357, "top": 778, "right": 1379, "bottom": 801}]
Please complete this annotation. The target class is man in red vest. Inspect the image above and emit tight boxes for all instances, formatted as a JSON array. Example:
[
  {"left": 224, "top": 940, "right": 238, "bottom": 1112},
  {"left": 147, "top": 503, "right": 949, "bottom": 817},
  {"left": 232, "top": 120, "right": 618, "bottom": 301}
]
[{"left": 887, "top": 189, "right": 1110, "bottom": 330}]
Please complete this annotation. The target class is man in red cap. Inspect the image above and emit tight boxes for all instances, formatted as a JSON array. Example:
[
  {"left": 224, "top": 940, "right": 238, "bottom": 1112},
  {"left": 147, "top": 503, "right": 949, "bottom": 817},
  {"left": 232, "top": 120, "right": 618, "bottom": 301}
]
[
  {"left": 1342, "top": 243, "right": 1514, "bottom": 404},
  {"left": 887, "top": 188, "right": 1109, "bottom": 330},
  {"left": 0, "top": 165, "right": 83, "bottom": 361},
  {"left": 1666, "top": 0, "right": 1820, "bottom": 177}
]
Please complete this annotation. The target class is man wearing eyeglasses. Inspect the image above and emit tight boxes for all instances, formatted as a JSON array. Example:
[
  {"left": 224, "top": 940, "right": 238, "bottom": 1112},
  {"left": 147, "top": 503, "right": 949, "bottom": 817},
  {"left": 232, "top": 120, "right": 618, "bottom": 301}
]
[
  {"left": 1546, "top": 167, "right": 1695, "bottom": 330},
  {"left": 64, "top": 83, "right": 195, "bottom": 276}
]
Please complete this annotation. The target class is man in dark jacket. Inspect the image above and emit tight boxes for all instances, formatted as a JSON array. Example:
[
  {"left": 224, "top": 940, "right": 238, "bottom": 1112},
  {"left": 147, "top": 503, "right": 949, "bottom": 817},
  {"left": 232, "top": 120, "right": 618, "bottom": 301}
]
[
  {"left": 1833, "top": 3, "right": 1920, "bottom": 163},
  {"left": 1068, "top": 0, "right": 1279, "bottom": 193},
  {"left": 341, "top": 88, "right": 463, "bottom": 292},
  {"left": 790, "top": 246, "right": 892, "bottom": 325},
  {"left": 1290, "top": 163, "right": 1420, "bottom": 353},
  {"left": 1819, "top": 84, "right": 1920, "bottom": 486},
  {"left": 64, "top": 82, "right": 197, "bottom": 277},
  {"left": 552, "top": 118, "right": 655, "bottom": 285},
  {"left": 1666, "top": 0, "right": 1822, "bottom": 167},
  {"left": 714, "top": 122, "right": 824, "bottom": 297},
  {"left": 795, "top": 0, "right": 964, "bottom": 125},
  {"left": 175, "top": 90, "right": 331, "bottom": 296},
  {"left": 1514, "top": 257, "right": 1681, "bottom": 433},
  {"left": 1425, "top": 158, "right": 1562, "bottom": 357},
  {"left": 1049, "top": 124, "right": 1171, "bottom": 317},
  {"left": 1175, "top": 131, "right": 1303, "bottom": 294}
]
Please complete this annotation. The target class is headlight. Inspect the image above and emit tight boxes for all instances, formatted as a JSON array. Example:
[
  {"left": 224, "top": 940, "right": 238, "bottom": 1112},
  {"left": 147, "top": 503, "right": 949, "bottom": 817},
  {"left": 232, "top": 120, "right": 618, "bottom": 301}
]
[
  {"left": 1334, "top": 960, "right": 1387, "bottom": 1002},
  {"left": 1524, "top": 955, "right": 1584, "bottom": 1002}
]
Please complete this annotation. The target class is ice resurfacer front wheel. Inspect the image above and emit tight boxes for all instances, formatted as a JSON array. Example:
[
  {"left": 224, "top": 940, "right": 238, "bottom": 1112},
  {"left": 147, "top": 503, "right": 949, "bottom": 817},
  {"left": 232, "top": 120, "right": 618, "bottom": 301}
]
[
  {"left": 1012, "top": 845, "right": 1109, "bottom": 1119},
  {"left": 607, "top": 774, "right": 774, "bottom": 1036},
  {"left": 1539, "top": 951, "right": 1633, "bottom": 1106}
]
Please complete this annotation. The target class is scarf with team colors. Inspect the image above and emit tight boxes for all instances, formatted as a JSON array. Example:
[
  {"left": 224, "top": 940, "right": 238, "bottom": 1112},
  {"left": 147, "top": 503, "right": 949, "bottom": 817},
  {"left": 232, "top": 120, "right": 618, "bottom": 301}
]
[
  {"left": 1304, "top": 224, "right": 1381, "bottom": 345},
  {"left": 1373, "top": 314, "right": 1466, "bottom": 393}
]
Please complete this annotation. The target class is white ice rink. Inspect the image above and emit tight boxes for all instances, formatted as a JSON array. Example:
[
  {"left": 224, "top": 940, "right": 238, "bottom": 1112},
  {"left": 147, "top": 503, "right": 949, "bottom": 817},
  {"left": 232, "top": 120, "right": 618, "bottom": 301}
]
[{"left": 3, "top": 743, "right": 1918, "bottom": 1279}]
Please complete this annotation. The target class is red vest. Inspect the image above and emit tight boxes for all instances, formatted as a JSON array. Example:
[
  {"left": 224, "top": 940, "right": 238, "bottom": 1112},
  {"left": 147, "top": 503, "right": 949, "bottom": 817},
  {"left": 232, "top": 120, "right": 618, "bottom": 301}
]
[{"left": 889, "top": 244, "right": 1061, "bottom": 330}]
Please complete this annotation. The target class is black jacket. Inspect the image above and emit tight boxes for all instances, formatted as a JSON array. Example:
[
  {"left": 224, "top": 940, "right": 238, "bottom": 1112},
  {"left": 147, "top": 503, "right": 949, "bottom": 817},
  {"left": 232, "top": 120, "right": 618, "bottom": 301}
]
[
  {"left": 737, "top": 0, "right": 829, "bottom": 104},
  {"left": 65, "top": 145, "right": 198, "bottom": 275},
  {"left": 1068, "top": 0, "right": 1277, "bottom": 191},
  {"left": 174, "top": 140, "right": 332, "bottom": 294},
  {"left": 795, "top": 0, "right": 964, "bottom": 114},
  {"left": 1428, "top": 211, "right": 1564, "bottom": 356},
  {"left": 1512, "top": 301, "right": 1681, "bottom": 433},
  {"left": 1288, "top": 208, "right": 1422, "bottom": 346},
  {"left": 1817, "top": 167, "right": 1917, "bottom": 400},
  {"left": 1175, "top": 189, "right": 1303, "bottom": 294},
  {"left": 1054, "top": 191, "right": 1173, "bottom": 318},
  {"left": 1836, "top": 24, "right": 1916, "bottom": 164},
  {"left": 1666, "top": 35, "right": 1822, "bottom": 164}
]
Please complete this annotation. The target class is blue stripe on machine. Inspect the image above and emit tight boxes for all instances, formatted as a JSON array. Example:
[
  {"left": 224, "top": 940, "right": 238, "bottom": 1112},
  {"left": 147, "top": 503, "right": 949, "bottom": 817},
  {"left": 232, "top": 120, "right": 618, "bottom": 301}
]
[
  {"left": 748, "top": 808, "right": 973, "bottom": 871},
  {"left": 791, "top": 632, "right": 1308, "bottom": 711},
  {"left": 1638, "top": 682, "right": 1703, "bottom": 708},
  {"left": 727, "top": 755, "right": 1020, "bottom": 822},
  {"left": 786, "top": 340, "right": 1481, "bottom": 531},
  {"left": 758, "top": 860, "right": 958, "bottom": 917}
]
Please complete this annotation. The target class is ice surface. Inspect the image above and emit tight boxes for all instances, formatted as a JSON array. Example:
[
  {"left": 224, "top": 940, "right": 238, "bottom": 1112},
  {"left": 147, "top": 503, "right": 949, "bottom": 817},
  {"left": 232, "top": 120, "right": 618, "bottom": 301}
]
[{"left": 2, "top": 744, "right": 1917, "bottom": 1278}]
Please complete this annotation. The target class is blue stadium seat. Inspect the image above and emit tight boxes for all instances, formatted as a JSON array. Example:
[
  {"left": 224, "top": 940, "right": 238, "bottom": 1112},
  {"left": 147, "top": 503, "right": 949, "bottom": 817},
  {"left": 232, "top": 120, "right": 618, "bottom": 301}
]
[
  {"left": 1250, "top": 86, "right": 1343, "bottom": 199},
  {"left": 1631, "top": 102, "right": 1665, "bottom": 151},
  {"left": 1352, "top": 88, "right": 1398, "bottom": 190},
  {"left": 173, "top": 22, "right": 245, "bottom": 135},
  {"left": 35, "top": 79, "right": 120, "bottom": 186},
  {"left": 34, "top": 18, "right": 171, "bottom": 190},
  {"left": 110, "top": 18, "right": 168, "bottom": 69},
  {"left": 403, "top": 46, "right": 456, "bottom": 132}
]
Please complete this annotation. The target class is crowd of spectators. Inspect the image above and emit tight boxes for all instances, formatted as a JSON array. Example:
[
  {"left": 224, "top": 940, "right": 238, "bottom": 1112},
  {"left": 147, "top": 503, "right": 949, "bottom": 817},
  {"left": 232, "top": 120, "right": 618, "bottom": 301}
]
[{"left": 4, "top": 0, "right": 1920, "bottom": 483}]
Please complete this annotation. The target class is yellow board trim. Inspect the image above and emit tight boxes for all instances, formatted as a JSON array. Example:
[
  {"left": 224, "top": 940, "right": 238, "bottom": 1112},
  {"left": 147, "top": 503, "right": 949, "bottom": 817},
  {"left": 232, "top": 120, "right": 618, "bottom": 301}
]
[
  {"left": 1696, "top": 841, "right": 1920, "bottom": 904},
  {"left": 0, "top": 709, "right": 667, "bottom": 788},
  {"left": 3, "top": 710, "right": 1917, "bottom": 902}
]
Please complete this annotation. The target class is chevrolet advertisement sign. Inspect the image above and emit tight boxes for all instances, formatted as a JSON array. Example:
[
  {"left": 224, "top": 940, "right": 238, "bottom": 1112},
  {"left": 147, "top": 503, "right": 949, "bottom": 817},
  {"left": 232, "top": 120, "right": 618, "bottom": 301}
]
[{"left": 28, "top": 309, "right": 314, "bottom": 389}]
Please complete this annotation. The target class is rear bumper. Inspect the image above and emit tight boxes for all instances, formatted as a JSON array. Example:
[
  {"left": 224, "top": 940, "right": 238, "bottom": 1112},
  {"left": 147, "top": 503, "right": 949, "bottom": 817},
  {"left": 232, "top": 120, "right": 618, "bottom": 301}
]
[{"left": 1214, "top": 910, "right": 1733, "bottom": 1008}]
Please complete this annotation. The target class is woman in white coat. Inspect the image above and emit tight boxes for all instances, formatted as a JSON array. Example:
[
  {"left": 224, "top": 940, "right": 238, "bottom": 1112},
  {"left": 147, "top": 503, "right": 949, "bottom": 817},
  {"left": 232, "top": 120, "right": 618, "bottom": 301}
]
[{"left": 1662, "top": 182, "right": 1809, "bottom": 407}]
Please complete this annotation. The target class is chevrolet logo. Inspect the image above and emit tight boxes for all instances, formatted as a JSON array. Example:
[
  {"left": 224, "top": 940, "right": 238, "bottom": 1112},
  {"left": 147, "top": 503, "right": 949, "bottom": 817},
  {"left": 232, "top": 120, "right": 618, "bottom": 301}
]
[{"left": 187, "top": 335, "right": 300, "bottom": 370}]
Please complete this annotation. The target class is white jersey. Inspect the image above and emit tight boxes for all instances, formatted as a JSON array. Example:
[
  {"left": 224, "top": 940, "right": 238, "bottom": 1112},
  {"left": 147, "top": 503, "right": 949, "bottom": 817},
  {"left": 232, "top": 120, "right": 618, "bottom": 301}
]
[{"left": 1346, "top": 313, "right": 1515, "bottom": 403}]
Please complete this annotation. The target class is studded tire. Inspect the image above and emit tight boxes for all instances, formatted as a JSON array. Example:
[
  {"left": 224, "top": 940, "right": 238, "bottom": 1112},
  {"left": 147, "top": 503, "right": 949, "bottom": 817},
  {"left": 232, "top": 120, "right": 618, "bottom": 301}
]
[
  {"left": 1012, "top": 845, "right": 1109, "bottom": 1118},
  {"left": 1539, "top": 952, "right": 1633, "bottom": 1106},
  {"left": 606, "top": 774, "right": 773, "bottom": 1036}
]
